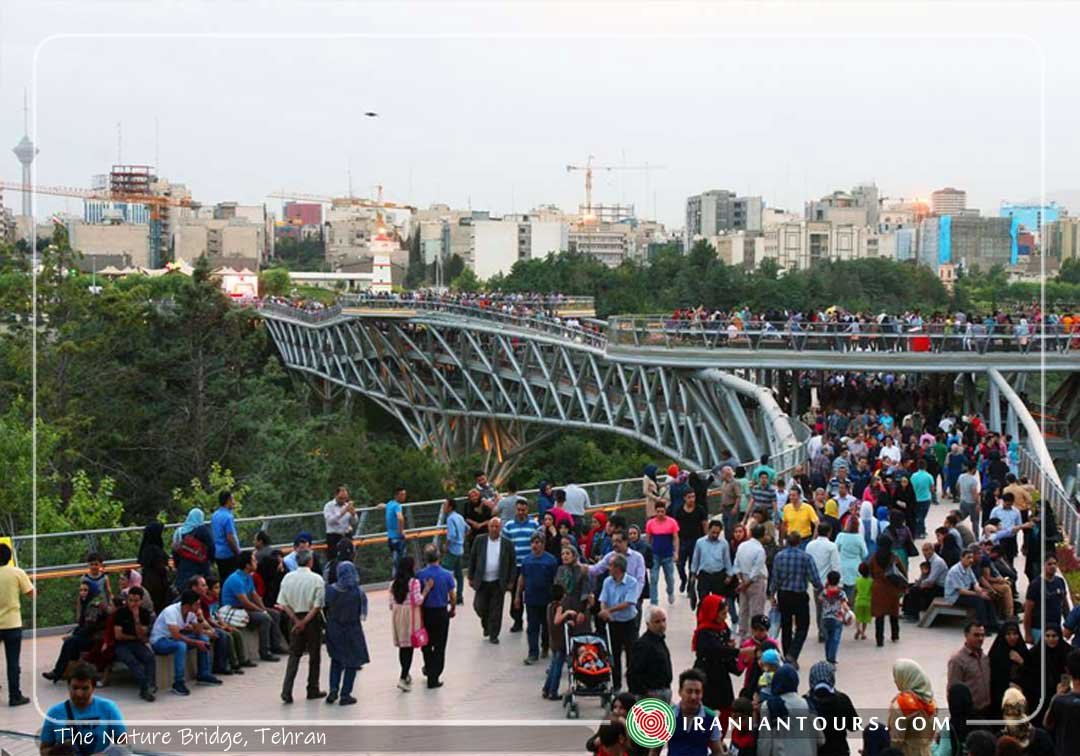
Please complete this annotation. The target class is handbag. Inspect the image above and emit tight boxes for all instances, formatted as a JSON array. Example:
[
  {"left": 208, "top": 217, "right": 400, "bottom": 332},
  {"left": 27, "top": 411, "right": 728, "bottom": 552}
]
[
  {"left": 410, "top": 606, "right": 428, "bottom": 648},
  {"left": 885, "top": 560, "right": 909, "bottom": 591}
]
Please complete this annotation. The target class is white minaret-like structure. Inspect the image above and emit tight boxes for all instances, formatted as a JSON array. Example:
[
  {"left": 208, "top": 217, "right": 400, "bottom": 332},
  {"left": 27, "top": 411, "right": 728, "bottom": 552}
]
[{"left": 12, "top": 91, "right": 37, "bottom": 216}]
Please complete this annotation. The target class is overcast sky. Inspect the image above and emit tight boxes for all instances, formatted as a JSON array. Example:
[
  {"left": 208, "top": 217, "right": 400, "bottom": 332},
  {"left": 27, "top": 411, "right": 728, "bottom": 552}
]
[{"left": 2, "top": 2, "right": 1078, "bottom": 227}]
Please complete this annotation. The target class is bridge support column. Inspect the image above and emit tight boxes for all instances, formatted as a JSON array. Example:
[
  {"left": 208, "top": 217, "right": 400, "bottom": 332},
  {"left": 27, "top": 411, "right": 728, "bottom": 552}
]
[{"left": 988, "top": 380, "right": 1002, "bottom": 433}]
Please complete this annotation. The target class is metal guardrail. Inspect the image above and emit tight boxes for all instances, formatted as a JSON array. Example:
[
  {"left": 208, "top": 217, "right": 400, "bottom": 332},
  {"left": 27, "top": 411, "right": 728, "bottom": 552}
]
[
  {"left": 607, "top": 316, "right": 1079, "bottom": 354},
  {"left": 257, "top": 301, "right": 345, "bottom": 323},
  {"left": 338, "top": 295, "right": 607, "bottom": 348},
  {"left": 13, "top": 476, "right": 645, "bottom": 578},
  {"left": 1019, "top": 446, "right": 1080, "bottom": 548}
]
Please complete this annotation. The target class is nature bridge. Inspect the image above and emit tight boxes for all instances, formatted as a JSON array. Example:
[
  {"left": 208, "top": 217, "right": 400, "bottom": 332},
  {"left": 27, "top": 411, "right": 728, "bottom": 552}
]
[{"left": 258, "top": 296, "right": 1077, "bottom": 489}]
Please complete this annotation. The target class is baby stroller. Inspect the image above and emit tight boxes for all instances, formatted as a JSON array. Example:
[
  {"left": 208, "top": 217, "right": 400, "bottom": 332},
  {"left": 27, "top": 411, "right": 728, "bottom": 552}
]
[{"left": 564, "top": 628, "right": 614, "bottom": 719}]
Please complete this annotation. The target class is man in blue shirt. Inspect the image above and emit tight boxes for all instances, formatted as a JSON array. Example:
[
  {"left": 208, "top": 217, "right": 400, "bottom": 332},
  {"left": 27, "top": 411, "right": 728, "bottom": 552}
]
[
  {"left": 40, "top": 662, "right": 126, "bottom": 756},
  {"left": 513, "top": 533, "right": 558, "bottom": 664},
  {"left": 416, "top": 544, "right": 457, "bottom": 689},
  {"left": 502, "top": 499, "right": 538, "bottom": 633},
  {"left": 220, "top": 551, "right": 285, "bottom": 661},
  {"left": 385, "top": 486, "right": 407, "bottom": 577},
  {"left": 599, "top": 554, "right": 639, "bottom": 692},
  {"left": 767, "top": 532, "right": 822, "bottom": 666},
  {"left": 691, "top": 518, "right": 732, "bottom": 602},
  {"left": 910, "top": 460, "right": 936, "bottom": 540},
  {"left": 211, "top": 490, "right": 241, "bottom": 581},
  {"left": 442, "top": 498, "right": 467, "bottom": 606},
  {"left": 666, "top": 667, "right": 724, "bottom": 755}
]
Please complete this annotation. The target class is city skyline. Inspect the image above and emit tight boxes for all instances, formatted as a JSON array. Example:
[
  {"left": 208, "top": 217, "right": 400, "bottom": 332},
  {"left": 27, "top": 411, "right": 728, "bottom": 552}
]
[{"left": 3, "top": 3, "right": 1080, "bottom": 228}]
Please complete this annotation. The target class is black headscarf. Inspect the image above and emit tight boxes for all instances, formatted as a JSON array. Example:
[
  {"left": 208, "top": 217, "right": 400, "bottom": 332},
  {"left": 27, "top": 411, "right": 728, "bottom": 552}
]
[
  {"left": 988, "top": 620, "right": 1028, "bottom": 715},
  {"left": 137, "top": 521, "right": 168, "bottom": 568},
  {"left": 946, "top": 683, "right": 973, "bottom": 754},
  {"left": 874, "top": 534, "right": 894, "bottom": 569},
  {"left": 257, "top": 550, "right": 284, "bottom": 606}
]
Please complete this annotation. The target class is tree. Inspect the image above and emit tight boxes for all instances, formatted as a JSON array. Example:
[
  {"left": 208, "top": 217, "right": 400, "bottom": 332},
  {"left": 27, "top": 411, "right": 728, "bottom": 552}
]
[
  {"left": 450, "top": 267, "right": 482, "bottom": 292},
  {"left": 1059, "top": 257, "right": 1080, "bottom": 285},
  {"left": 259, "top": 267, "right": 291, "bottom": 297}
]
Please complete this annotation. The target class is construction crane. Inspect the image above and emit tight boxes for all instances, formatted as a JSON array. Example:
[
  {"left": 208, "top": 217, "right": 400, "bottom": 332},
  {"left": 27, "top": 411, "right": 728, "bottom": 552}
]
[
  {"left": 0, "top": 179, "right": 195, "bottom": 266},
  {"left": 565, "top": 156, "right": 666, "bottom": 220}
]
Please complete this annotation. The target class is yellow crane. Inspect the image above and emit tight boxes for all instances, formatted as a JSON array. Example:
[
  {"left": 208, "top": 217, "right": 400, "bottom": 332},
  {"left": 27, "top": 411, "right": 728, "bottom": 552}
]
[{"left": 565, "top": 156, "right": 666, "bottom": 219}]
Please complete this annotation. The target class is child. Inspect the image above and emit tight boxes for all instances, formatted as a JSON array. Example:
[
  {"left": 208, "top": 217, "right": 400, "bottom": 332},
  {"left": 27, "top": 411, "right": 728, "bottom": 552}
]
[
  {"left": 542, "top": 584, "right": 574, "bottom": 700},
  {"left": 854, "top": 561, "right": 873, "bottom": 641},
  {"left": 205, "top": 575, "right": 251, "bottom": 674},
  {"left": 728, "top": 696, "right": 757, "bottom": 756},
  {"left": 819, "top": 570, "right": 850, "bottom": 664},
  {"left": 758, "top": 648, "right": 780, "bottom": 693},
  {"left": 83, "top": 552, "right": 113, "bottom": 602}
]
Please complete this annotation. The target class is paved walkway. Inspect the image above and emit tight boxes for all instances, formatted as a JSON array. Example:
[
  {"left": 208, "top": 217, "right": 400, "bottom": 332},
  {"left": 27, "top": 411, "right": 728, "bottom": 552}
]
[{"left": 7, "top": 505, "right": 1002, "bottom": 754}]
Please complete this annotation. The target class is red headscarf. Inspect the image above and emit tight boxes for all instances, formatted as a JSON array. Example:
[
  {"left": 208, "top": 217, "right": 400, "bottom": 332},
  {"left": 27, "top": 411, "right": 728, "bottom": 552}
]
[
  {"left": 580, "top": 511, "right": 608, "bottom": 559},
  {"left": 692, "top": 593, "right": 728, "bottom": 652}
]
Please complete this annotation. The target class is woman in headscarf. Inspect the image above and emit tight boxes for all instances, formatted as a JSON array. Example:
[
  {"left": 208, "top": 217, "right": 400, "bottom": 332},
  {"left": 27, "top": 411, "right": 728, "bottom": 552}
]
[
  {"left": 172, "top": 507, "right": 213, "bottom": 589},
  {"left": 43, "top": 578, "right": 108, "bottom": 682},
  {"left": 836, "top": 515, "right": 869, "bottom": 603},
  {"left": 988, "top": 620, "right": 1029, "bottom": 719},
  {"left": 869, "top": 534, "right": 905, "bottom": 647},
  {"left": 580, "top": 511, "right": 607, "bottom": 562},
  {"left": 821, "top": 498, "right": 842, "bottom": 542},
  {"left": 896, "top": 475, "right": 918, "bottom": 534},
  {"left": 805, "top": 661, "right": 859, "bottom": 756},
  {"left": 256, "top": 550, "right": 285, "bottom": 607},
  {"left": 389, "top": 556, "right": 424, "bottom": 691},
  {"left": 859, "top": 501, "right": 880, "bottom": 557},
  {"left": 324, "top": 562, "right": 369, "bottom": 706},
  {"left": 119, "top": 568, "right": 155, "bottom": 613},
  {"left": 945, "top": 444, "right": 966, "bottom": 500},
  {"left": 691, "top": 594, "right": 739, "bottom": 722},
  {"left": 999, "top": 687, "right": 1054, "bottom": 756},
  {"left": 758, "top": 664, "right": 822, "bottom": 756},
  {"left": 539, "top": 512, "right": 561, "bottom": 558},
  {"left": 887, "top": 659, "right": 937, "bottom": 756},
  {"left": 642, "top": 464, "right": 668, "bottom": 519},
  {"left": 323, "top": 539, "right": 355, "bottom": 588},
  {"left": 137, "top": 521, "right": 170, "bottom": 612},
  {"left": 884, "top": 509, "right": 916, "bottom": 573},
  {"left": 554, "top": 544, "right": 591, "bottom": 635},
  {"left": 930, "top": 684, "right": 972, "bottom": 756},
  {"left": 1021, "top": 625, "right": 1071, "bottom": 726}
]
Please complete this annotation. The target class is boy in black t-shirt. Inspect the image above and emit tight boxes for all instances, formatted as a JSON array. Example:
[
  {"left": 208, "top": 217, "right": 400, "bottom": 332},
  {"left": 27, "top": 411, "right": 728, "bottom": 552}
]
[
  {"left": 1045, "top": 649, "right": 1080, "bottom": 756},
  {"left": 112, "top": 587, "right": 156, "bottom": 701}
]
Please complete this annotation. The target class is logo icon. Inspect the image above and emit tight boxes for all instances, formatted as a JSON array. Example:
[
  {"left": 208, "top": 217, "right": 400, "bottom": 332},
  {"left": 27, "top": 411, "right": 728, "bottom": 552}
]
[{"left": 626, "top": 697, "right": 676, "bottom": 748}]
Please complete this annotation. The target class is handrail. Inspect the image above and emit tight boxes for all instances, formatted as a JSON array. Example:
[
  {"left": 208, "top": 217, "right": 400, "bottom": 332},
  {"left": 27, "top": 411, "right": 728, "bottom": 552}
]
[
  {"left": 606, "top": 315, "right": 1078, "bottom": 354},
  {"left": 1017, "top": 447, "right": 1080, "bottom": 548}
]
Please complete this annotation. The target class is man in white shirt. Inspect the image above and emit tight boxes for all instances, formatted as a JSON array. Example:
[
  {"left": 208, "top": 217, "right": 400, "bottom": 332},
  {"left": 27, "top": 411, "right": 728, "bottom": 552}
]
[
  {"left": 467, "top": 518, "right": 516, "bottom": 643},
  {"left": 805, "top": 522, "right": 841, "bottom": 643},
  {"left": 322, "top": 485, "right": 358, "bottom": 555},
  {"left": 150, "top": 590, "right": 220, "bottom": 696},
  {"left": 733, "top": 524, "right": 768, "bottom": 639},
  {"left": 879, "top": 436, "right": 902, "bottom": 467},
  {"left": 276, "top": 550, "right": 327, "bottom": 703},
  {"left": 561, "top": 482, "right": 591, "bottom": 534}
]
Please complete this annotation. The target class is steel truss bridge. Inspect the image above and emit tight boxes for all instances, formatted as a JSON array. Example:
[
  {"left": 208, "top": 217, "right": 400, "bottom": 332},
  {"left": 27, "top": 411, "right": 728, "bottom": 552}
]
[{"left": 259, "top": 297, "right": 1077, "bottom": 490}]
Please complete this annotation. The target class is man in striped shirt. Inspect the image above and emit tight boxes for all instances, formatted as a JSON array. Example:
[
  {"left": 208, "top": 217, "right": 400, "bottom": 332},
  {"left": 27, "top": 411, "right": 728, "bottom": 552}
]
[
  {"left": 502, "top": 499, "right": 538, "bottom": 633},
  {"left": 749, "top": 472, "right": 776, "bottom": 521}
]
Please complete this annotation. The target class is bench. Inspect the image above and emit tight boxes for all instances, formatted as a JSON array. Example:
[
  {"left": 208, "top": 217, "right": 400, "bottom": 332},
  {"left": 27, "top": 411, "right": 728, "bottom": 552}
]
[{"left": 918, "top": 598, "right": 977, "bottom": 628}]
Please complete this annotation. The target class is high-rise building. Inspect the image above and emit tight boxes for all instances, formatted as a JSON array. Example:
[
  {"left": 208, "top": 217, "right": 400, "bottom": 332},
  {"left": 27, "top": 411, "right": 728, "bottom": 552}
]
[
  {"left": 0, "top": 195, "right": 15, "bottom": 244},
  {"left": 685, "top": 190, "right": 764, "bottom": 238},
  {"left": 805, "top": 184, "right": 879, "bottom": 228},
  {"left": 1045, "top": 217, "right": 1080, "bottom": 262},
  {"left": 931, "top": 187, "right": 967, "bottom": 216},
  {"left": 11, "top": 94, "right": 37, "bottom": 219},
  {"left": 759, "top": 221, "right": 875, "bottom": 271},
  {"left": 918, "top": 215, "right": 1013, "bottom": 272},
  {"left": 283, "top": 202, "right": 322, "bottom": 227},
  {"left": 999, "top": 202, "right": 1061, "bottom": 243}
]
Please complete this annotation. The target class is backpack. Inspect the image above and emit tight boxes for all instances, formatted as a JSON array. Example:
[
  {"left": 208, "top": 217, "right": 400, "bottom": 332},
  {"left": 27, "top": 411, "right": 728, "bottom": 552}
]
[{"left": 174, "top": 532, "right": 209, "bottom": 563}]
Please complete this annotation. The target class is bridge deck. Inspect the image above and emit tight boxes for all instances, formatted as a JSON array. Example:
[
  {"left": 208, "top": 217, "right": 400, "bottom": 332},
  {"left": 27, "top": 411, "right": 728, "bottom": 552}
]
[{"left": 8, "top": 509, "right": 981, "bottom": 754}]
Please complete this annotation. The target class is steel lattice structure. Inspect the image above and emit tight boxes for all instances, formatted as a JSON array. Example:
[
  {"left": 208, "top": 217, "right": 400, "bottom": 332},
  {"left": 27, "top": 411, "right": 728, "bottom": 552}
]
[{"left": 261, "top": 308, "right": 802, "bottom": 475}]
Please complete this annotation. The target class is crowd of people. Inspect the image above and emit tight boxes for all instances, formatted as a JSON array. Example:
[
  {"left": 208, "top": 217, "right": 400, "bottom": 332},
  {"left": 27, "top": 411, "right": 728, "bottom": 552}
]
[
  {"left": 661, "top": 305, "right": 1080, "bottom": 352},
  {"left": 5, "top": 409, "right": 1080, "bottom": 755}
]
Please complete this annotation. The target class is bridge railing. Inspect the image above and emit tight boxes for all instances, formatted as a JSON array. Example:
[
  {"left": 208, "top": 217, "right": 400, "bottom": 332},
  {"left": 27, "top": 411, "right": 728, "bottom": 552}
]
[
  {"left": 607, "top": 316, "right": 1078, "bottom": 354},
  {"left": 341, "top": 294, "right": 596, "bottom": 312},
  {"left": 1018, "top": 446, "right": 1080, "bottom": 548},
  {"left": 11, "top": 476, "right": 647, "bottom": 580},
  {"left": 256, "top": 301, "right": 345, "bottom": 323},
  {"left": 323, "top": 295, "right": 608, "bottom": 348}
]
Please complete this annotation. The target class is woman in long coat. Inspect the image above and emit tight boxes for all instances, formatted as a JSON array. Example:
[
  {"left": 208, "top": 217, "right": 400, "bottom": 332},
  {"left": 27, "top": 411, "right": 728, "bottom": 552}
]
[
  {"left": 868, "top": 534, "right": 905, "bottom": 647},
  {"left": 325, "top": 562, "right": 370, "bottom": 705}
]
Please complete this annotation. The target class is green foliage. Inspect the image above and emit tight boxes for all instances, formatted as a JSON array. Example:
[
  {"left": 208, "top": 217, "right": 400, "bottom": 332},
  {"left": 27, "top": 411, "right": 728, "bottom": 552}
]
[
  {"left": 171, "top": 462, "right": 250, "bottom": 519},
  {"left": 63, "top": 471, "right": 125, "bottom": 531},
  {"left": 450, "top": 267, "right": 481, "bottom": 292},
  {"left": 273, "top": 236, "right": 327, "bottom": 272},
  {"left": 1059, "top": 258, "right": 1080, "bottom": 285},
  {"left": 258, "top": 267, "right": 291, "bottom": 297}
]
